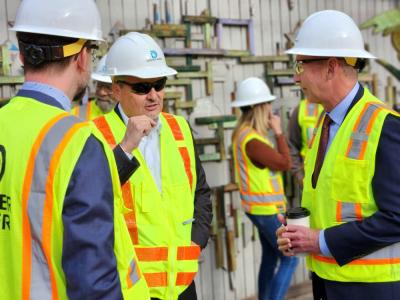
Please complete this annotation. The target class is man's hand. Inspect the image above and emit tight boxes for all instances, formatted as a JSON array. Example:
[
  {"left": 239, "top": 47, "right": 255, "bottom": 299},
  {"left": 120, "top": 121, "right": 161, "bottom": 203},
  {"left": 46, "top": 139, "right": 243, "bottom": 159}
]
[
  {"left": 276, "top": 214, "right": 321, "bottom": 256},
  {"left": 119, "top": 115, "right": 156, "bottom": 153}
]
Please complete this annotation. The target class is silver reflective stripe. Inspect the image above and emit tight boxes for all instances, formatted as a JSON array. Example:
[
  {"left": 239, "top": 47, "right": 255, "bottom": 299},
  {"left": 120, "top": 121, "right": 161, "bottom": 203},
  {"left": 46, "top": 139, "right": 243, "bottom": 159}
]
[
  {"left": 347, "top": 104, "right": 380, "bottom": 159},
  {"left": 318, "top": 243, "right": 400, "bottom": 261},
  {"left": 270, "top": 177, "right": 280, "bottom": 192},
  {"left": 306, "top": 103, "right": 317, "bottom": 116},
  {"left": 306, "top": 127, "right": 313, "bottom": 143},
  {"left": 129, "top": 259, "right": 140, "bottom": 285},
  {"left": 340, "top": 202, "right": 360, "bottom": 222},
  {"left": 236, "top": 128, "right": 252, "bottom": 192},
  {"left": 240, "top": 193, "right": 284, "bottom": 203},
  {"left": 363, "top": 243, "right": 400, "bottom": 259},
  {"left": 79, "top": 104, "right": 88, "bottom": 120},
  {"left": 28, "top": 115, "right": 80, "bottom": 299}
]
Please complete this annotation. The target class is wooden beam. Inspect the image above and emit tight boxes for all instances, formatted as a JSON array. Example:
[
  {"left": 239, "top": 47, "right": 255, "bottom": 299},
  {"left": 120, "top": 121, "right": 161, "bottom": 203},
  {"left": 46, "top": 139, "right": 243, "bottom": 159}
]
[
  {"left": 166, "top": 78, "right": 191, "bottom": 86},
  {"left": 240, "top": 55, "right": 291, "bottom": 63},
  {"left": 0, "top": 76, "right": 25, "bottom": 85},
  {"left": 182, "top": 15, "right": 217, "bottom": 24},
  {"left": 163, "top": 48, "right": 225, "bottom": 56},
  {"left": 150, "top": 24, "right": 187, "bottom": 38}
]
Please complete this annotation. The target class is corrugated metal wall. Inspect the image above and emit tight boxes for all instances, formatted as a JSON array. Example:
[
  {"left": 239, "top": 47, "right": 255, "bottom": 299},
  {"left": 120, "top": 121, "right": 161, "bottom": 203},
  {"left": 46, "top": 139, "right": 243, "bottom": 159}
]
[{"left": 1, "top": 1, "right": 399, "bottom": 299}]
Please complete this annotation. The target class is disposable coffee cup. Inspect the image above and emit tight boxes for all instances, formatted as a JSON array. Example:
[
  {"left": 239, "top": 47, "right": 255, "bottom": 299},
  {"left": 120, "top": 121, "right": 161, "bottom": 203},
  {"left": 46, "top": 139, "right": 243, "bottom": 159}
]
[
  {"left": 285, "top": 207, "right": 311, "bottom": 257},
  {"left": 285, "top": 207, "right": 310, "bottom": 227}
]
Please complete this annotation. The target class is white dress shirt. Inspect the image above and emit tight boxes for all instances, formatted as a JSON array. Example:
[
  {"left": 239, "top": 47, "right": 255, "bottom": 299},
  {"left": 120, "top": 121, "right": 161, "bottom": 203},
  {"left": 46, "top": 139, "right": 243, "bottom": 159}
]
[{"left": 118, "top": 104, "right": 162, "bottom": 192}]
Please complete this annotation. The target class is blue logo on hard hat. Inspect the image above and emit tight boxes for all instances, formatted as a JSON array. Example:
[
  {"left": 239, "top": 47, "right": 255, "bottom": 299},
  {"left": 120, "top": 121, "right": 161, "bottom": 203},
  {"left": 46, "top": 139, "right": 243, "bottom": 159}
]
[{"left": 150, "top": 50, "right": 158, "bottom": 59}]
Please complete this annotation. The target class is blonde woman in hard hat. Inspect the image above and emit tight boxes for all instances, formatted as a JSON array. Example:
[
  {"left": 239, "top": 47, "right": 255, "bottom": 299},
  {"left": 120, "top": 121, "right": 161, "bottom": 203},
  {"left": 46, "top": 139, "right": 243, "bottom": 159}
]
[
  {"left": 231, "top": 77, "right": 298, "bottom": 300},
  {"left": 276, "top": 10, "right": 400, "bottom": 300},
  {"left": 72, "top": 55, "right": 117, "bottom": 120}
]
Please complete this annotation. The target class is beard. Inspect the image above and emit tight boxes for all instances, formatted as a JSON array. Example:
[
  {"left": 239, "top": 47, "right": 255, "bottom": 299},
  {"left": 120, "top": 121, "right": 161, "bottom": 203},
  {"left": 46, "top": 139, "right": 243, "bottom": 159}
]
[{"left": 96, "top": 97, "right": 115, "bottom": 113}]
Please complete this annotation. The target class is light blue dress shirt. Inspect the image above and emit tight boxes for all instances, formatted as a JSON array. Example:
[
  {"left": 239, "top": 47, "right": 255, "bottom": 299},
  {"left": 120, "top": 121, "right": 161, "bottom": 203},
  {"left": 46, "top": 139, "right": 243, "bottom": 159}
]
[
  {"left": 318, "top": 82, "right": 359, "bottom": 256},
  {"left": 118, "top": 104, "right": 163, "bottom": 193},
  {"left": 21, "top": 81, "right": 71, "bottom": 111}
]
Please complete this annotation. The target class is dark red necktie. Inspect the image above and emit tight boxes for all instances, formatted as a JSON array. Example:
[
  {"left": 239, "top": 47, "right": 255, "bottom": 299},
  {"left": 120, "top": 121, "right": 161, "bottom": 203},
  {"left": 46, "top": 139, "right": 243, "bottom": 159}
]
[{"left": 312, "top": 114, "right": 332, "bottom": 188}]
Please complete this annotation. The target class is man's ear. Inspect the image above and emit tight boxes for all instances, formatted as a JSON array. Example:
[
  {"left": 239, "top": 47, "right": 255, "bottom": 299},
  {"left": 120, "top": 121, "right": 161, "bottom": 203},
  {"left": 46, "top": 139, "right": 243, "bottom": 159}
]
[
  {"left": 326, "top": 58, "right": 339, "bottom": 80},
  {"left": 75, "top": 48, "right": 90, "bottom": 72}
]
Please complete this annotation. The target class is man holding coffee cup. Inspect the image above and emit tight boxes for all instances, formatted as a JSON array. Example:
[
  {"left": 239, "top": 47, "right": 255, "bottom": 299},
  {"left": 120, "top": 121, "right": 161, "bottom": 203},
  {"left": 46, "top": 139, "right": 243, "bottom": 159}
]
[{"left": 276, "top": 10, "right": 400, "bottom": 300}]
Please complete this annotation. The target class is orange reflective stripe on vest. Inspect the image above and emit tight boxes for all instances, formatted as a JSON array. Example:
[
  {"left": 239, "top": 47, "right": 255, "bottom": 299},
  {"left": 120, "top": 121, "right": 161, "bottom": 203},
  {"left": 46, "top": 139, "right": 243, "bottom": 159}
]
[
  {"left": 93, "top": 115, "right": 139, "bottom": 244},
  {"left": 162, "top": 112, "right": 193, "bottom": 191},
  {"left": 135, "top": 245, "right": 200, "bottom": 288},
  {"left": 22, "top": 113, "right": 86, "bottom": 300}
]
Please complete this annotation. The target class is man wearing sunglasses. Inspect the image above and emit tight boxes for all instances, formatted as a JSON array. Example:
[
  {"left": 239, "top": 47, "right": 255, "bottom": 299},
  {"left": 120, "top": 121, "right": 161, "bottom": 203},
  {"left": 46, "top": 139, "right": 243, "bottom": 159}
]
[
  {"left": 276, "top": 10, "right": 400, "bottom": 300},
  {"left": 72, "top": 54, "right": 117, "bottom": 120},
  {"left": 93, "top": 32, "right": 212, "bottom": 300}
]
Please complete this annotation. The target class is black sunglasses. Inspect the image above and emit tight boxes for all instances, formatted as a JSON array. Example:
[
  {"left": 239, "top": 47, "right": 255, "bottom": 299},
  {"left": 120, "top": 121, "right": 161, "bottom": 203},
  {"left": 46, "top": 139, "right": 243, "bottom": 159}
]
[{"left": 117, "top": 77, "right": 167, "bottom": 95}]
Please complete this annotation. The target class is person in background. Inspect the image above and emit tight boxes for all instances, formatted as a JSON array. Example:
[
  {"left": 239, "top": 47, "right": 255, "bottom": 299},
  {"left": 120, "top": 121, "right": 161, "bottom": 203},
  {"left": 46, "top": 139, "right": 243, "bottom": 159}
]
[
  {"left": 288, "top": 99, "right": 324, "bottom": 192},
  {"left": 277, "top": 10, "right": 400, "bottom": 300},
  {"left": 93, "top": 32, "right": 212, "bottom": 300},
  {"left": 231, "top": 77, "right": 298, "bottom": 300},
  {"left": 72, "top": 54, "right": 116, "bottom": 120},
  {"left": 0, "top": 0, "right": 150, "bottom": 298}
]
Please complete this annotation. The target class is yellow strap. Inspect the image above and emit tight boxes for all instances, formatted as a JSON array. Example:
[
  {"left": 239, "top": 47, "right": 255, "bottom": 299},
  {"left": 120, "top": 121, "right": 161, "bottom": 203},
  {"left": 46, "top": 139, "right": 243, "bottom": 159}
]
[
  {"left": 63, "top": 39, "right": 87, "bottom": 57},
  {"left": 344, "top": 57, "right": 357, "bottom": 67}
]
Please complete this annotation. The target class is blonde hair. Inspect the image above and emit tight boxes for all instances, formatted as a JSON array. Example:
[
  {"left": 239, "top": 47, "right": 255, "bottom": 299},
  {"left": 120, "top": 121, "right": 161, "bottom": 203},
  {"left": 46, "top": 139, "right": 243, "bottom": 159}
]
[{"left": 232, "top": 102, "right": 272, "bottom": 142}]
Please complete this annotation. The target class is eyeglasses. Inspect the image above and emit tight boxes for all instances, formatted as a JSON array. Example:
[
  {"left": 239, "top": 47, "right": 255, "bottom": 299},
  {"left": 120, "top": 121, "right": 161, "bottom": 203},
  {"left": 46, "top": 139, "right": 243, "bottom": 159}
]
[
  {"left": 294, "top": 58, "right": 329, "bottom": 75},
  {"left": 117, "top": 77, "right": 167, "bottom": 95}
]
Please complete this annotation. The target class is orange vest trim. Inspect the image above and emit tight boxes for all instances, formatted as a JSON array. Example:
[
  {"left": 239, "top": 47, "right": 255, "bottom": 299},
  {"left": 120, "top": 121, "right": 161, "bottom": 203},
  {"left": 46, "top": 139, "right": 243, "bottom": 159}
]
[
  {"left": 162, "top": 112, "right": 194, "bottom": 191},
  {"left": 175, "top": 272, "right": 196, "bottom": 286},
  {"left": 135, "top": 247, "right": 169, "bottom": 262},
  {"left": 93, "top": 115, "right": 139, "bottom": 244},
  {"left": 144, "top": 272, "right": 168, "bottom": 287},
  {"left": 177, "top": 245, "right": 201, "bottom": 260}
]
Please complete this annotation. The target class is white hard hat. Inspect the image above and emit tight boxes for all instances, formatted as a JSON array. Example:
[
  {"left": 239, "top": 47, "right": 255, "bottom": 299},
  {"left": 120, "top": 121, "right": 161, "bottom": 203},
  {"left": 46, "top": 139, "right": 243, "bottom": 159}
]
[
  {"left": 92, "top": 55, "right": 112, "bottom": 83},
  {"left": 231, "top": 77, "right": 276, "bottom": 107},
  {"left": 106, "top": 32, "right": 177, "bottom": 79},
  {"left": 10, "top": 0, "right": 103, "bottom": 41},
  {"left": 286, "top": 10, "right": 375, "bottom": 59}
]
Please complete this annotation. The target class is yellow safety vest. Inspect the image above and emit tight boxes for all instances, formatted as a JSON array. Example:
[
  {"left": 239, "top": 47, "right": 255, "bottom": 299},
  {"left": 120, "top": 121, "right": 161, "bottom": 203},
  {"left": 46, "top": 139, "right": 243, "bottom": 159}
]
[
  {"left": 71, "top": 99, "right": 104, "bottom": 120},
  {"left": 0, "top": 95, "right": 149, "bottom": 299},
  {"left": 93, "top": 111, "right": 200, "bottom": 300},
  {"left": 298, "top": 99, "right": 324, "bottom": 159},
  {"left": 232, "top": 126, "right": 286, "bottom": 215},
  {"left": 303, "top": 87, "right": 400, "bottom": 282}
]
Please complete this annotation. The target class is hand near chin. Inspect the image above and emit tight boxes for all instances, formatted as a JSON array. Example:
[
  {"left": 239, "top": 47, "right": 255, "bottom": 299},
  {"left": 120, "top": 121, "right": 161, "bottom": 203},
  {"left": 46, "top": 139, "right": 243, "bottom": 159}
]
[{"left": 119, "top": 115, "right": 156, "bottom": 152}]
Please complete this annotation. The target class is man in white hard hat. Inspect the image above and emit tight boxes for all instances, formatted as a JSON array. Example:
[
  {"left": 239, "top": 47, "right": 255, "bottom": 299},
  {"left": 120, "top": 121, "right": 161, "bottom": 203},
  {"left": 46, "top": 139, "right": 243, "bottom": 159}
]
[
  {"left": 276, "top": 10, "right": 400, "bottom": 300},
  {"left": 231, "top": 77, "right": 298, "bottom": 300},
  {"left": 93, "top": 32, "right": 212, "bottom": 300},
  {"left": 0, "top": 0, "right": 150, "bottom": 299},
  {"left": 72, "top": 55, "right": 117, "bottom": 120}
]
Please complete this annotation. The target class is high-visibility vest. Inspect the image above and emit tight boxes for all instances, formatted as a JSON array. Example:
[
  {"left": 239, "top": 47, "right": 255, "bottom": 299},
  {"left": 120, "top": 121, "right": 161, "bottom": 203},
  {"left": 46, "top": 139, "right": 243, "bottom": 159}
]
[
  {"left": 0, "top": 95, "right": 149, "bottom": 299},
  {"left": 232, "top": 126, "right": 286, "bottom": 215},
  {"left": 298, "top": 99, "right": 324, "bottom": 159},
  {"left": 303, "top": 87, "right": 400, "bottom": 282},
  {"left": 93, "top": 111, "right": 200, "bottom": 300},
  {"left": 71, "top": 99, "right": 104, "bottom": 120}
]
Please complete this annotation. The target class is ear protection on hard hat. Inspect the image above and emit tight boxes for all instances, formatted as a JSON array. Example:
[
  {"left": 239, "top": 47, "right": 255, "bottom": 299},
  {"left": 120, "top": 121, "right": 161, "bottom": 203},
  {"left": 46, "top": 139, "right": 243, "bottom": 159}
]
[{"left": 18, "top": 39, "right": 88, "bottom": 65}]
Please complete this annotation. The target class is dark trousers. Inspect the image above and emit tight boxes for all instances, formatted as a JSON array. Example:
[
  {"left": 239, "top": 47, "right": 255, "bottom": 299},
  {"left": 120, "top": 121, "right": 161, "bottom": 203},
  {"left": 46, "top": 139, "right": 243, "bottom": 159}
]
[
  {"left": 312, "top": 272, "right": 400, "bottom": 300},
  {"left": 151, "top": 281, "right": 197, "bottom": 300}
]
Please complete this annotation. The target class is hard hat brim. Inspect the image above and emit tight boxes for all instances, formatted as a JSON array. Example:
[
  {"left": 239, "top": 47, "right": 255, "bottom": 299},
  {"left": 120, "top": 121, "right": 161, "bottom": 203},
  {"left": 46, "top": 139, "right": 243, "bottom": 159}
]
[
  {"left": 285, "top": 47, "right": 376, "bottom": 59},
  {"left": 91, "top": 73, "right": 112, "bottom": 83},
  {"left": 231, "top": 95, "right": 277, "bottom": 107},
  {"left": 10, "top": 25, "right": 104, "bottom": 42},
  {"left": 107, "top": 65, "right": 177, "bottom": 79}
]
